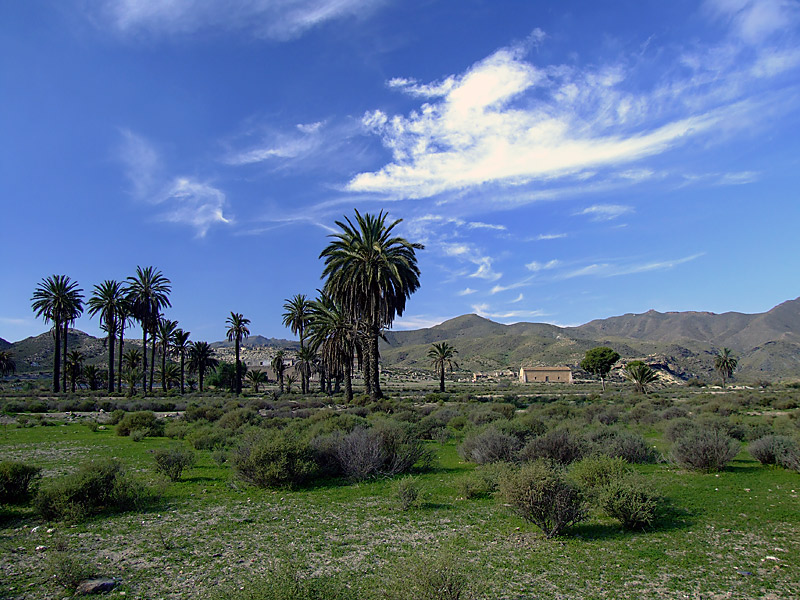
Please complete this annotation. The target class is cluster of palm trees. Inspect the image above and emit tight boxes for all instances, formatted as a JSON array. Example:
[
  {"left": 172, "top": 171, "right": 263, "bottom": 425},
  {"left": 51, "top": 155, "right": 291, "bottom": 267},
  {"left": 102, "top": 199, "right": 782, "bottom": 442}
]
[
  {"left": 30, "top": 267, "right": 230, "bottom": 396},
  {"left": 278, "top": 210, "right": 424, "bottom": 402}
]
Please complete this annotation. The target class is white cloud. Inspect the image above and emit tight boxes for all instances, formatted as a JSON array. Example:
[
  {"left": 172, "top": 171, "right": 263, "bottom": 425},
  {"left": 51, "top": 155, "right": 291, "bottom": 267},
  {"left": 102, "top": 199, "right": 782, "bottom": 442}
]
[
  {"left": 705, "top": 0, "right": 800, "bottom": 44},
  {"left": 718, "top": 171, "right": 760, "bottom": 184},
  {"left": 561, "top": 253, "right": 704, "bottom": 279},
  {"left": 534, "top": 233, "right": 567, "bottom": 241},
  {"left": 392, "top": 314, "right": 454, "bottom": 330},
  {"left": 457, "top": 288, "right": 477, "bottom": 296},
  {"left": 471, "top": 303, "right": 546, "bottom": 320},
  {"left": 94, "top": 0, "right": 385, "bottom": 40},
  {"left": 510, "top": 293, "right": 524, "bottom": 303},
  {"left": 575, "top": 204, "right": 633, "bottom": 221},
  {"left": 119, "top": 130, "right": 232, "bottom": 236},
  {"left": 525, "top": 259, "right": 560, "bottom": 272}
]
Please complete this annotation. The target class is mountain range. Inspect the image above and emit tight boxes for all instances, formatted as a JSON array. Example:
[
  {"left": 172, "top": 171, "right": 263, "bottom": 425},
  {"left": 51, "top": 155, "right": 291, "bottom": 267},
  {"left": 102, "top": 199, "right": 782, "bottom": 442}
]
[{"left": 3, "top": 298, "right": 799, "bottom": 381}]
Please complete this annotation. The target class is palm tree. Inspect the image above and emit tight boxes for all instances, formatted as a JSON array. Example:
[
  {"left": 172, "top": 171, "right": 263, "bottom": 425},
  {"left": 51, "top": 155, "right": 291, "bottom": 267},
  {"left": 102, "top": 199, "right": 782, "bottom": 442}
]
[
  {"left": 66, "top": 350, "right": 84, "bottom": 393},
  {"left": 31, "top": 275, "right": 84, "bottom": 393},
  {"left": 225, "top": 312, "right": 251, "bottom": 395},
  {"left": 173, "top": 328, "right": 191, "bottom": 394},
  {"left": 295, "top": 346, "right": 316, "bottom": 395},
  {"left": 83, "top": 364, "right": 102, "bottom": 391},
  {"left": 308, "top": 295, "right": 357, "bottom": 401},
  {"left": 123, "top": 367, "right": 141, "bottom": 397},
  {"left": 87, "top": 280, "right": 125, "bottom": 393},
  {"left": 428, "top": 342, "right": 459, "bottom": 393},
  {"left": 282, "top": 295, "right": 312, "bottom": 386},
  {"left": 125, "top": 266, "right": 171, "bottom": 395},
  {"left": 159, "top": 363, "right": 181, "bottom": 390},
  {"left": 115, "top": 298, "right": 133, "bottom": 393},
  {"left": 156, "top": 317, "right": 178, "bottom": 392},
  {"left": 0, "top": 350, "right": 16, "bottom": 377},
  {"left": 122, "top": 347, "right": 142, "bottom": 373},
  {"left": 188, "top": 341, "right": 218, "bottom": 392},
  {"left": 285, "top": 373, "right": 297, "bottom": 394},
  {"left": 246, "top": 369, "right": 267, "bottom": 394},
  {"left": 714, "top": 348, "right": 738, "bottom": 388},
  {"left": 271, "top": 350, "right": 286, "bottom": 394},
  {"left": 623, "top": 361, "right": 659, "bottom": 394},
  {"left": 320, "top": 210, "right": 423, "bottom": 401}
]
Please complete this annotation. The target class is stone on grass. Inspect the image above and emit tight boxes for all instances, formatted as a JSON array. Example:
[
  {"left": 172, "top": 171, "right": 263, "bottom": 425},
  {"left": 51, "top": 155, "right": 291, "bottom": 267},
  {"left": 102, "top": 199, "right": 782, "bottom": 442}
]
[{"left": 76, "top": 578, "right": 117, "bottom": 594}]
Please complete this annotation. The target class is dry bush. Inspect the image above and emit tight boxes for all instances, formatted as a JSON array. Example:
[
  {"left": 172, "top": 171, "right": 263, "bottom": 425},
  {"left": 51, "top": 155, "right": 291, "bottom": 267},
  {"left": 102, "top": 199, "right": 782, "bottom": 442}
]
[
  {"left": 152, "top": 446, "right": 196, "bottom": 481},
  {"left": 670, "top": 429, "right": 740, "bottom": 472},
  {"left": 458, "top": 426, "right": 521, "bottom": 465},
  {"left": 518, "top": 429, "right": 587, "bottom": 465},
  {"left": 748, "top": 435, "right": 799, "bottom": 466}
]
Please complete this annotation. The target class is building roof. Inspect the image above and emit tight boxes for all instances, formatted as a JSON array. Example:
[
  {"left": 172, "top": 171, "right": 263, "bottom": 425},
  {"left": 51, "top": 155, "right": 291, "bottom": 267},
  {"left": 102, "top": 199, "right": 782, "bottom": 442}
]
[{"left": 520, "top": 366, "right": 572, "bottom": 371}]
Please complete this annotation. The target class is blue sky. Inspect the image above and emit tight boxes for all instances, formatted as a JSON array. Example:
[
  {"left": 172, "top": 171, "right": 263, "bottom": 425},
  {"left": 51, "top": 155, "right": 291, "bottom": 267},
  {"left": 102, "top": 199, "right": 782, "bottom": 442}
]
[{"left": 2, "top": 0, "right": 800, "bottom": 344}]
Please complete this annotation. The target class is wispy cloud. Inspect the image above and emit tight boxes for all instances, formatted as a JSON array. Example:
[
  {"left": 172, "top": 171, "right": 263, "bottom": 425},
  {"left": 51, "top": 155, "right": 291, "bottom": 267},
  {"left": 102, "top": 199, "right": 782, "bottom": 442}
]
[
  {"left": 392, "top": 314, "right": 454, "bottom": 330},
  {"left": 119, "top": 129, "right": 232, "bottom": 237},
  {"left": 510, "top": 293, "right": 524, "bottom": 303},
  {"left": 575, "top": 204, "right": 633, "bottom": 221},
  {"left": 525, "top": 259, "right": 561, "bottom": 272},
  {"left": 93, "top": 0, "right": 385, "bottom": 40},
  {"left": 457, "top": 288, "right": 477, "bottom": 296},
  {"left": 534, "top": 233, "right": 567, "bottom": 241},
  {"left": 347, "top": 12, "right": 800, "bottom": 202},
  {"left": 560, "top": 253, "right": 704, "bottom": 279},
  {"left": 471, "top": 303, "right": 546, "bottom": 320}
]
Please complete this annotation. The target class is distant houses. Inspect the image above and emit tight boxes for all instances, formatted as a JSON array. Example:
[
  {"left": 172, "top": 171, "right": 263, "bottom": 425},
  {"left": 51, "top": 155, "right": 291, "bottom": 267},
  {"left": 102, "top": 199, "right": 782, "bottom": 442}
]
[{"left": 519, "top": 366, "right": 573, "bottom": 383}]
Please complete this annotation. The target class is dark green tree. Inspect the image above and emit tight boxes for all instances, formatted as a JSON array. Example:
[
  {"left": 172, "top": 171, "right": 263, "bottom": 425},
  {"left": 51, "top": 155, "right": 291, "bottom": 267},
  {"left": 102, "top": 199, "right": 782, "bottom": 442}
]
[
  {"left": 428, "top": 342, "right": 459, "bottom": 393},
  {"left": 173, "top": 328, "right": 191, "bottom": 394},
  {"left": 714, "top": 347, "right": 738, "bottom": 388},
  {"left": 0, "top": 350, "right": 16, "bottom": 377},
  {"left": 83, "top": 364, "right": 102, "bottom": 391},
  {"left": 188, "top": 341, "right": 218, "bottom": 392},
  {"left": 66, "top": 350, "right": 84, "bottom": 393},
  {"left": 580, "top": 346, "right": 621, "bottom": 392},
  {"left": 87, "top": 280, "right": 125, "bottom": 393},
  {"left": 320, "top": 210, "right": 423, "bottom": 401},
  {"left": 246, "top": 369, "right": 267, "bottom": 394},
  {"left": 308, "top": 294, "right": 357, "bottom": 401},
  {"left": 271, "top": 350, "right": 286, "bottom": 394},
  {"left": 225, "top": 312, "right": 251, "bottom": 395},
  {"left": 31, "top": 275, "right": 84, "bottom": 393},
  {"left": 125, "top": 266, "right": 171, "bottom": 395},
  {"left": 156, "top": 317, "right": 178, "bottom": 393},
  {"left": 622, "top": 361, "right": 659, "bottom": 394}
]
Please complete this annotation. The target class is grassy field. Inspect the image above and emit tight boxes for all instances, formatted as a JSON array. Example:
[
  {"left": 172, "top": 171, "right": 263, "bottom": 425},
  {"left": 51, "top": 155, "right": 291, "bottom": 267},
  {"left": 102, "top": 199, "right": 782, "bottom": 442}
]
[{"left": 1, "top": 386, "right": 799, "bottom": 600}]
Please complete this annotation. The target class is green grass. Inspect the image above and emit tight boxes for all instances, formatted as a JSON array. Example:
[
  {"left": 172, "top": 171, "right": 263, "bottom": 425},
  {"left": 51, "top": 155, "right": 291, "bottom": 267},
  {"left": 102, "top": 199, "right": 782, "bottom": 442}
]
[{"left": 1, "top": 413, "right": 799, "bottom": 599}]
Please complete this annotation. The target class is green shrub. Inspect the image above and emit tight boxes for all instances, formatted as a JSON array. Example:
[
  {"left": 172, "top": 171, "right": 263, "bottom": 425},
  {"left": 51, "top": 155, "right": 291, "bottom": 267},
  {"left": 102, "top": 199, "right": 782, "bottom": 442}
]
[
  {"left": 395, "top": 476, "right": 422, "bottom": 510},
  {"left": 604, "top": 432, "right": 657, "bottom": 464},
  {"left": 598, "top": 474, "right": 661, "bottom": 530},
  {"left": 569, "top": 456, "right": 632, "bottom": 495},
  {"left": 0, "top": 461, "right": 42, "bottom": 504},
  {"left": 152, "top": 446, "right": 196, "bottom": 481},
  {"left": 35, "top": 459, "right": 155, "bottom": 521},
  {"left": 458, "top": 426, "right": 520, "bottom": 464},
  {"left": 456, "top": 462, "right": 510, "bottom": 500},
  {"left": 232, "top": 430, "right": 318, "bottom": 488},
  {"left": 748, "top": 435, "right": 799, "bottom": 466},
  {"left": 670, "top": 429, "right": 740, "bottom": 472},
  {"left": 46, "top": 550, "right": 95, "bottom": 591},
  {"left": 386, "top": 552, "right": 481, "bottom": 600},
  {"left": 518, "top": 429, "right": 587, "bottom": 465},
  {"left": 497, "top": 461, "right": 586, "bottom": 538},
  {"left": 116, "top": 411, "right": 163, "bottom": 437}
]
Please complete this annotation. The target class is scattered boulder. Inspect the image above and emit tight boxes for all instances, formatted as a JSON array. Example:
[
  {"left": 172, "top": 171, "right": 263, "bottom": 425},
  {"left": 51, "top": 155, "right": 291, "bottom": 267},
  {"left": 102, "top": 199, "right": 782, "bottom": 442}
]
[{"left": 76, "top": 578, "right": 117, "bottom": 595}]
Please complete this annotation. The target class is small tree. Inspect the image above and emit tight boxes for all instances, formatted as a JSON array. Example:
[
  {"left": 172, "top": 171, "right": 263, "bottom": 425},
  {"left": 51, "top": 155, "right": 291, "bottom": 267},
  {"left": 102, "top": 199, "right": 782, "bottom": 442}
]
[
  {"left": 246, "top": 370, "right": 267, "bottom": 394},
  {"left": 580, "top": 346, "right": 620, "bottom": 392},
  {"left": 714, "top": 347, "right": 738, "bottom": 388},
  {"left": 428, "top": 342, "right": 458, "bottom": 393},
  {"left": 622, "top": 361, "right": 659, "bottom": 394}
]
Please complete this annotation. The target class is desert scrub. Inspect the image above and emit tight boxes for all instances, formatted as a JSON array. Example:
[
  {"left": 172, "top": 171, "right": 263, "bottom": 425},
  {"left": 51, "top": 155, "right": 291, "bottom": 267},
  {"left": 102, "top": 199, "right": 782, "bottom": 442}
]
[
  {"left": 603, "top": 431, "right": 657, "bottom": 464},
  {"left": 152, "top": 446, "right": 196, "bottom": 481},
  {"left": 748, "top": 434, "right": 799, "bottom": 467},
  {"left": 458, "top": 425, "right": 520, "bottom": 465},
  {"left": 670, "top": 428, "right": 740, "bottom": 472},
  {"left": 232, "top": 430, "right": 318, "bottom": 488},
  {"left": 569, "top": 455, "right": 633, "bottom": 496},
  {"left": 455, "top": 462, "right": 510, "bottom": 499},
  {"left": 35, "top": 458, "right": 156, "bottom": 521},
  {"left": 597, "top": 474, "right": 661, "bottom": 530},
  {"left": 116, "top": 410, "right": 164, "bottom": 437},
  {"left": 213, "top": 563, "right": 359, "bottom": 600},
  {"left": 497, "top": 461, "right": 586, "bottom": 538},
  {"left": 395, "top": 476, "right": 422, "bottom": 510},
  {"left": 384, "top": 552, "right": 482, "bottom": 600},
  {"left": 518, "top": 428, "right": 587, "bottom": 465},
  {"left": 0, "top": 460, "right": 41, "bottom": 504}
]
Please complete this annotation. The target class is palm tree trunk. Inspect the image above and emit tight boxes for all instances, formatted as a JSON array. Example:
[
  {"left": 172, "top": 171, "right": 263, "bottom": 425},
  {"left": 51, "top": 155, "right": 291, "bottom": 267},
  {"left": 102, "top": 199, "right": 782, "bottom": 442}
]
[
  {"left": 161, "top": 342, "right": 167, "bottom": 393},
  {"left": 149, "top": 334, "right": 156, "bottom": 393},
  {"left": 142, "top": 327, "right": 148, "bottom": 396},
  {"left": 368, "top": 332, "right": 382, "bottom": 401},
  {"left": 362, "top": 344, "right": 372, "bottom": 398},
  {"left": 52, "top": 323, "right": 61, "bottom": 393},
  {"left": 344, "top": 359, "right": 352, "bottom": 402},
  {"left": 279, "top": 370, "right": 284, "bottom": 394},
  {"left": 107, "top": 327, "right": 115, "bottom": 394},
  {"left": 235, "top": 339, "right": 241, "bottom": 395},
  {"left": 117, "top": 325, "right": 124, "bottom": 393},
  {"left": 180, "top": 351, "right": 185, "bottom": 395},
  {"left": 439, "top": 366, "right": 445, "bottom": 393},
  {"left": 62, "top": 322, "right": 68, "bottom": 393},
  {"left": 199, "top": 368, "right": 204, "bottom": 393}
]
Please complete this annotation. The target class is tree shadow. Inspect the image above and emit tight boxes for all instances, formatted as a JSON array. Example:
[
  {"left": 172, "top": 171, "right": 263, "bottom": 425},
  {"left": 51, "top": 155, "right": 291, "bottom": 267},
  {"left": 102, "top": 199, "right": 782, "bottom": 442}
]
[
  {"left": 571, "top": 502, "right": 695, "bottom": 541},
  {"left": 182, "top": 475, "right": 218, "bottom": 483}
]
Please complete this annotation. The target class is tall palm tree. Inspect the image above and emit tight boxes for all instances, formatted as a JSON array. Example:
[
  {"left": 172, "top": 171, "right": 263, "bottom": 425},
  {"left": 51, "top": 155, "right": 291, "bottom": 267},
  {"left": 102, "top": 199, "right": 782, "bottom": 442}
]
[
  {"left": 714, "top": 348, "right": 738, "bottom": 388},
  {"left": 31, "top": 275, "right": 84, "bottom": 393},
  {"left": 225, "top": 312, "right": 251, "bottom": 395},
  {"left": 125, "top": 266, "right": 171, "bottom": 395},
  {"left": 156, "top": 317, "right": 179, "bottom": 392},
  {"left": 271, "top": 350, "right": 286, "bottom": 394},
  {"left": 159, "top": 363, "right": 181, "bottom": 390},
  {"left": 66, "top": 350, "right": 84, "bottom": 393},
  {"left": 295, "top": 346, "right": 316, "bottom": 395},
  {"left": 246, "top": 369, "right": 267, "bottom": 394},
  {"left": 87, "top": 280, "right": 125, "bottom": 393},
  {"left": 308, "top": 294, "right": 356, "bottom": 401},
  {"left": 320, "top": 210, "right": 423, "bottom": 401},
  {"left": 115, "top": 298, "right": 133, "bottom": 393},
  {"left": 188, "top": 341, "right": 218, "bottom": 392},
  {"left": 0, "top": 351, "right": 16, "bottom": 377},
  {"left": 428, "top": 342, "right": 459, "bottom": 393},
  {"left": 173, "top": 328, "right": 191, "bottom": 394},
  {"left": 623, "top": 361, "right": 659, "bottom": 394},
  {"left": 283, "top": 294, "right": 311, "bottom": 349}
]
